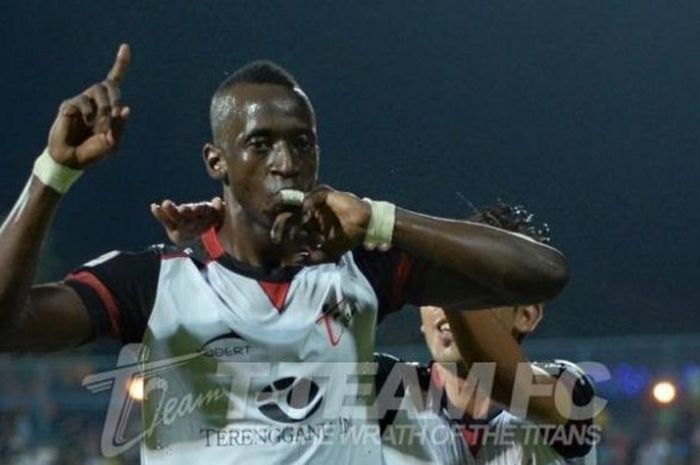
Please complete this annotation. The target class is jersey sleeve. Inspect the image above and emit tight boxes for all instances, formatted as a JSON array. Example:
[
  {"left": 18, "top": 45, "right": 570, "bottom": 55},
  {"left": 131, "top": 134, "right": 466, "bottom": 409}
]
[
  {"left": 352, "top": 247, "right": 427, "bottom": 321},
  {"left": 532, "top": 359, "right": 597, "bottom": 459},
  {"left": 63, "top": 245, "right": 164, "bottom": 344}
]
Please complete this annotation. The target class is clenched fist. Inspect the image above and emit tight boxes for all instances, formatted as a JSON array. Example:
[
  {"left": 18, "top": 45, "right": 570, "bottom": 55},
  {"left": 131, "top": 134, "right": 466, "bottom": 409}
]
[{"left": 47, "top": 44, "right": 131, "bottom": 169}]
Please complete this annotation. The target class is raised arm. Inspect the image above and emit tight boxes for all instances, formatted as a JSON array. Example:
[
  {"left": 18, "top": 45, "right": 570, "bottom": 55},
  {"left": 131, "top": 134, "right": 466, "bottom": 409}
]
[
  {"left": 284, "top": 188, "right": 568, "bottom": 310},
  {"left": 149, "top": 188, "right": 568, "bottom": 310},
  {"left": 0, "top": 44, "right": 131, "bottom": 352},
  {"left": 392, "top": 208, "right": 568, "bottom": 308}
]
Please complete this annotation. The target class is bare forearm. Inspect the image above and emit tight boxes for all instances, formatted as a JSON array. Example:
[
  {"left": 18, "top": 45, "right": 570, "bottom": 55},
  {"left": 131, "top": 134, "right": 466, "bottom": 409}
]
[
  {"left": 445, "top": 310, "right": 567, "bottom": 425},
  {"left": 0, "top": 175, "right": 61, "bottom": 327},
  {"left": 393, "top": 208, "right": 569, "bottom": 304}
]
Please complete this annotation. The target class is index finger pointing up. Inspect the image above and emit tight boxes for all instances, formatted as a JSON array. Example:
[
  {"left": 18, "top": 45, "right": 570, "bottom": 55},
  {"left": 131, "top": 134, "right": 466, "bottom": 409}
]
[{"left": 106, "top": 43, "right": 131, "bottom": 84}]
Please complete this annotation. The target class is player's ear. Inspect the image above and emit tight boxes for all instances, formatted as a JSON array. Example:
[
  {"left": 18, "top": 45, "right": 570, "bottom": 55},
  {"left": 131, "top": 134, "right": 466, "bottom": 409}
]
[
  {"left": 203, "top": 143, "right": 228, "bottom": 184},
  {"left": 513, "top": 304, "right": 543, "bottom": 336}
]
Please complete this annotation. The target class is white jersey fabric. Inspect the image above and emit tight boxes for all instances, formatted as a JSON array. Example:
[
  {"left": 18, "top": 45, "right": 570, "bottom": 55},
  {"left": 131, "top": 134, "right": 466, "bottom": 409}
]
[
  {"left": 66, "top": 228, "right": 420, "bottom": 464},
  {"left": 472, "top": 410, "right": 597, "bottom": 465}
]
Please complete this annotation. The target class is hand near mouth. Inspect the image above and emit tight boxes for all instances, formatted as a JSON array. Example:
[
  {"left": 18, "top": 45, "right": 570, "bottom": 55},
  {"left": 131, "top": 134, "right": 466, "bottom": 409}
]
[{"left": 269, "top": 185, "right": 372, "bottom": 266}]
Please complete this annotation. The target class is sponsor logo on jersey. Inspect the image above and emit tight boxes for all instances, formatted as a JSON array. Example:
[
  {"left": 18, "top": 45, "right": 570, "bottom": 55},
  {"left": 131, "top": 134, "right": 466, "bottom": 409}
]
[
  {"left": 255, "top": 377, "right": 324, "bottom": 423},
  {"left": 200, "top": 332, "right": 251, "bottom": 360}
]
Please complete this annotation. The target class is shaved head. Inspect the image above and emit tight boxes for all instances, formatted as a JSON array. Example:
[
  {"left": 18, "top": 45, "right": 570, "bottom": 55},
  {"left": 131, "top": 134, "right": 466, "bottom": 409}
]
[{"left": 209, "top": 61, "right": 314, "bottom": 145}]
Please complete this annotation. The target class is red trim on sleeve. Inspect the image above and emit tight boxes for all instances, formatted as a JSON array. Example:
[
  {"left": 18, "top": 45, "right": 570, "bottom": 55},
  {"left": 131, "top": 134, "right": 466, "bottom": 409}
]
[
  {"left": 389, "top": 252, "right": 415, "bottom": 310},
  {"left": 66, "top": 271, "right": 123, "bottom": 340},
  {"left": 201, "top": 227, "right": 225, "bottom": 260}
]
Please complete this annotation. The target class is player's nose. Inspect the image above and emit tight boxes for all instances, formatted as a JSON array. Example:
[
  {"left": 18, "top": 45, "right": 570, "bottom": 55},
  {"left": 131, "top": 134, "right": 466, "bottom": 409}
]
[{"left": 269, "top": 141, "right": 300, "bottom": 178}]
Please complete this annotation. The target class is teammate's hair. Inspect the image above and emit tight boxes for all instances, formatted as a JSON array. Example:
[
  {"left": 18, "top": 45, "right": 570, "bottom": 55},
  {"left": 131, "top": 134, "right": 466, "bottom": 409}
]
[
  {"left": 468, "top": 201, "right": 551, "bottom": 341},
  {"left": 467, "top": 201, "right": 551, "bottom": 245},
  {"left": 210, "top": 60, "right": 304, "bottom": 143}
]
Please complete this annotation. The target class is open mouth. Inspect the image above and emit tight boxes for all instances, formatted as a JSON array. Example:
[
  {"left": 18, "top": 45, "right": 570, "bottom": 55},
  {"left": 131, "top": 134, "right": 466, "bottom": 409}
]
[{"left": 434, "top": 316, "right": 453, "bottom": 347}]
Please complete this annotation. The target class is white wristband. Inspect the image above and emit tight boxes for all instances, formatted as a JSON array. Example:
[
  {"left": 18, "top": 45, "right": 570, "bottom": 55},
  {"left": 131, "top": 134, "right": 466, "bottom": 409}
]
[
  {"left": 32, "top": 148, "right": 83, "bottom": 194},
  {"left": 363, "top": 199, "right": 396, "bottom": 251}
]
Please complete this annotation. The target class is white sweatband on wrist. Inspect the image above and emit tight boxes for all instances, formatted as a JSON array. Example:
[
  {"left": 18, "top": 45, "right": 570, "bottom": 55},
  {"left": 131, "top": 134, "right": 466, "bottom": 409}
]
[
  {"left": 363, "top": 199, "right": 396, "bottom": 251},
  {"left": 32, "top": 148, "right": 83, "bottom": 194},
  {"left": 280, "top": 189, "right": 305, "bottom": 206}
]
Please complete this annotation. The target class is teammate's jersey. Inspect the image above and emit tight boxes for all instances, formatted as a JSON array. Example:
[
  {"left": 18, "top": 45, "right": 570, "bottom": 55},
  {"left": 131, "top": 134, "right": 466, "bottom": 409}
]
[
  {"left": 375, "top": 354, "right": 598, "bottom": 465},
  {"left": 65, "top": 228, "right": 422, "bottom": 465}
]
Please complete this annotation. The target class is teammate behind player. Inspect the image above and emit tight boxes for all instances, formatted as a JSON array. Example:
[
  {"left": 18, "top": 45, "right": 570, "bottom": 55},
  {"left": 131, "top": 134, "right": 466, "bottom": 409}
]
[
  {"left": 378, "top": 203, "right": 598, "bottom": 464},
  {"left": 0, "top": 45, "right": 570, "bottom": 464}
]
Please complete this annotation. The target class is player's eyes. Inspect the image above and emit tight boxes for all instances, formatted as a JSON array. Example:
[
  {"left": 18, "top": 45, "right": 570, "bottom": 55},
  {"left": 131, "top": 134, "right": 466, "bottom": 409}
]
[
  {"left": 248, "top": 138, "right": 272, "bottom": 153},
  {"left": 293, "top": 135, "right": 312, "bottom": 152}
]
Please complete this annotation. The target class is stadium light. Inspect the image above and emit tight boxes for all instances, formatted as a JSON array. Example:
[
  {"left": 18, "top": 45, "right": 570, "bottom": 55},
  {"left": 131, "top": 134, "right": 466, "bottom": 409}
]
[
  {"left": 128, "top": 375, "right": 145, "bottom": 401},
  {"left": 652, "top": 380, "right": 677, "bottom": 405}
]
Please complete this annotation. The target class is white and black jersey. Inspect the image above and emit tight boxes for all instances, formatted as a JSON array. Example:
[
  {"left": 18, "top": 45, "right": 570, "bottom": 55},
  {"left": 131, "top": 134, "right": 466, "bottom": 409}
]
[
  {"left": 65, "top": 228, "right": 425, "bottom": 465},
  {"left": 374, "top": 354, "right": 598, "bottom": 465}
]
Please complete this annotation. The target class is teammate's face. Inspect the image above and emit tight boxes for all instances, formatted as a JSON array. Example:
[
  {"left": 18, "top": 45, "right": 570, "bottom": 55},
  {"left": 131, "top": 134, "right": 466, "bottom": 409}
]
[
  {"left": 419, "top": 306, "right": 463, "bottom": 363},
  {"left": 209, "top": 84, "right": 319, "bottom": 226},
  {"left": 420, "top": 304, "right": 544, "bottom": 363}
]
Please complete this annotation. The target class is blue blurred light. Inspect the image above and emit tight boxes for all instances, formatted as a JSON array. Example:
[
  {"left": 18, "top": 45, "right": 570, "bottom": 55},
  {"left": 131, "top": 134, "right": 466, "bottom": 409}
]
[{"left": 614, "top": 363, "right": 652, "bottom": 397}]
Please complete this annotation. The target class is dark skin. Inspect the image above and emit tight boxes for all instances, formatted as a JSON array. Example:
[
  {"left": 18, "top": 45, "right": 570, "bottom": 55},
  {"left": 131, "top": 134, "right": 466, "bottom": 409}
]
[
  {"left": 0, "top": 44, "right": 131, "bottom": 351},
  {"left": 153, "top": 206, "right": 576, "bottom": 425},
  {"left": 0, "top": 44, "right": 568, "bottom": 353}
]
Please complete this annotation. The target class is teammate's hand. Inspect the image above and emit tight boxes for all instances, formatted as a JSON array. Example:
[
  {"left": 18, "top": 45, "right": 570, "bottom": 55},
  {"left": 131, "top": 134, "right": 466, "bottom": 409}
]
[
  {"left": 271, "top": 186, "right": 371, "bottom": 264},
  {"left": 47, "top": 44, "right": 131, "bottom": 169},
  {"left": 151, "top": 198, "right": 225, "bottom": 245}
]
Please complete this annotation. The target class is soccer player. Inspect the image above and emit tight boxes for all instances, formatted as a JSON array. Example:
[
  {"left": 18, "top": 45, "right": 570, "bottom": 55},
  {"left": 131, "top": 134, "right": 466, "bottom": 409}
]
[
  {"left": 0, "top": 44, "right": 569, "bottom": 464},
  {"left": 377, "top": 204, "right": 598, "bottom": 465},
  {"left": 153, "top": 200, "right": 598, "bottom": 464}
]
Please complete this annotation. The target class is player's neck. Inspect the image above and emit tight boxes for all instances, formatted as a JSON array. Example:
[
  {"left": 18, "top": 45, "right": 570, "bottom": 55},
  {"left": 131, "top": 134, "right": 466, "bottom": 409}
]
[{"left": 217, "top": 198, "right": 290, "bottom": 269}]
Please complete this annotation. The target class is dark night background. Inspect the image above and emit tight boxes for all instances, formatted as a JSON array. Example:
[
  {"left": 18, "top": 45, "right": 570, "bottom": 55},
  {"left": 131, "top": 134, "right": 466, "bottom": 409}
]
[{"left": 1, "top": 0, "right": 699, "bottom": 342}]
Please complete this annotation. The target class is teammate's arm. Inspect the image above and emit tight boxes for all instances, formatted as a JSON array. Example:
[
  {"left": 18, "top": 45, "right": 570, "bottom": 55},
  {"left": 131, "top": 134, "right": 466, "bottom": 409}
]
[{"left": 0, "top": 45, "right": 131, "bottom": 352}]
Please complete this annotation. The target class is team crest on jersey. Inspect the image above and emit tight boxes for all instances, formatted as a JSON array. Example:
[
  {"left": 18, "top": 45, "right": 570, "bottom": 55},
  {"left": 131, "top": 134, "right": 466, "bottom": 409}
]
[{"left": 316, "top": 296, "right": 357, "bottom": 347}]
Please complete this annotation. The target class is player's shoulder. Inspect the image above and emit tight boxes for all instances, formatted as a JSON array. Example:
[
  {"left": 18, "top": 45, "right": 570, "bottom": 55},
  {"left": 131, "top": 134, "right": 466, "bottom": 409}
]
[
  {"left": 77, "top": 244, "right": 165, "bottom": 268},
  {"left": 373, "top": 352, "right": 432, "bottom": 390},
  {"left": 531, "top": 359, "right": 588, "bottom": 376},
  {"left": 531, "top": 359, "right": 597, "bottom": 398}
]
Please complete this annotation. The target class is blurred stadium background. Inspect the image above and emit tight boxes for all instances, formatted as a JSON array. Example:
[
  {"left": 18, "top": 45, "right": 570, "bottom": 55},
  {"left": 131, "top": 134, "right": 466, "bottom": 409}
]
[{"left": 2, "top": 1, "right": 700, "bottom": 463}]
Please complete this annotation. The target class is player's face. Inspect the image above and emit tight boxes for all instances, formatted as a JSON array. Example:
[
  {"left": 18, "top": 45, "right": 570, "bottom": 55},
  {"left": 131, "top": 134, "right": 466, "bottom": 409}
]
[
  {"left": 419, "top": 305, "right": 463, "bottom": 363},
  {"left": 217, "top": 84, "right": 319, "bottom": 226}
]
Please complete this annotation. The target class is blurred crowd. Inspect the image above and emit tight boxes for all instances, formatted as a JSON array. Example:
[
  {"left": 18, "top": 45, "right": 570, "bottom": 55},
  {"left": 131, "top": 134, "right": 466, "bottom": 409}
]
[{"left": 597, "top": 399, "right": 700, "bottom": 465}]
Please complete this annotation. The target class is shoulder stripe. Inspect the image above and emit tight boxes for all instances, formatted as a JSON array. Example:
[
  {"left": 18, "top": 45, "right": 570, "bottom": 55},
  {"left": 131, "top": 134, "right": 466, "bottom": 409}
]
[{"left": 66, "top": 271, "right": 122, "bottom": 340}]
